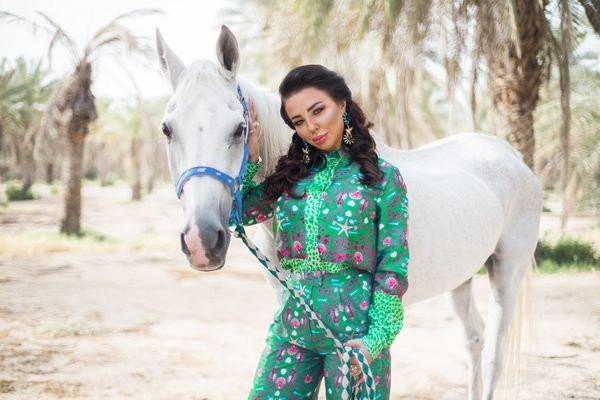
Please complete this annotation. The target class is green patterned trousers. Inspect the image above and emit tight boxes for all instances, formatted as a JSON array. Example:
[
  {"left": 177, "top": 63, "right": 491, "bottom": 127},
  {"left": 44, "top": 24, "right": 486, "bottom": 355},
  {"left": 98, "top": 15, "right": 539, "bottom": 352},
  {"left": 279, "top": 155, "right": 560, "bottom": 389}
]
[{"left": 248, "top": 269, "right": 392, "bottom": 399}]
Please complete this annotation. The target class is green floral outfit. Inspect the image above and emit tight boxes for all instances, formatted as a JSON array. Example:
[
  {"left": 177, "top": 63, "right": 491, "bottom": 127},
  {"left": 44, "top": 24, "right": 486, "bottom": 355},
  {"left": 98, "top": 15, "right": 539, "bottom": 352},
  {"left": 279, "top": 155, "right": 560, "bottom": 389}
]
[{"left": 242, "top": 148, "right": 409, "bottom": 399}]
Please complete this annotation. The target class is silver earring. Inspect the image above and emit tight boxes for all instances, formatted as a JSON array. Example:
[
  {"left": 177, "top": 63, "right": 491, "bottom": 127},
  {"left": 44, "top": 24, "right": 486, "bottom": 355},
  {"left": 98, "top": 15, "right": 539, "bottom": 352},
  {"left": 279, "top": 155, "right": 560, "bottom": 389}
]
[
  {"left": 302, "top": 141, "right": 311, "bottom": 165},
  {"left": 342, "top": 111, "right": 354, "bottom": 145}
]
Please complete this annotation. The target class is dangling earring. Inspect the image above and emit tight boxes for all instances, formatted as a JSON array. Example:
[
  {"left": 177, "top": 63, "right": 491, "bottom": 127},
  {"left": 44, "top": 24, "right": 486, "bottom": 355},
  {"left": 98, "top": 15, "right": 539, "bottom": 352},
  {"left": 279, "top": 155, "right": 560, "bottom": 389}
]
[
  {"left": 302, "top": 140, "right": 311, "bottom": 165},
  {"left": 342, "top": 111, "right": 355, "bottom": 145}
]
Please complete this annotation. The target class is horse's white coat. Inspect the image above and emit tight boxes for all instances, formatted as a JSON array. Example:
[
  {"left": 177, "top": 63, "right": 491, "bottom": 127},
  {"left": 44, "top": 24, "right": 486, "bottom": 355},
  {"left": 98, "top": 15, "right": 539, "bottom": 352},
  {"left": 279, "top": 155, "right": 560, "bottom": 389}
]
[{"left": 157, "top": 25, "right": 543, "bottom": 400}]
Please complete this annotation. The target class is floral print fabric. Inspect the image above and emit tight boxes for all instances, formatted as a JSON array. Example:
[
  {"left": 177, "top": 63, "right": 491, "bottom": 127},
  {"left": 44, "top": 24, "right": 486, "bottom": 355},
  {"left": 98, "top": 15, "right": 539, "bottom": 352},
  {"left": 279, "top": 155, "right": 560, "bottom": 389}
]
[
  {"left": 248, "top": 269, "right": 392, "bottom": 399},
  {"left": 240, "top": 148, "right": 409, "bottom": 361}
]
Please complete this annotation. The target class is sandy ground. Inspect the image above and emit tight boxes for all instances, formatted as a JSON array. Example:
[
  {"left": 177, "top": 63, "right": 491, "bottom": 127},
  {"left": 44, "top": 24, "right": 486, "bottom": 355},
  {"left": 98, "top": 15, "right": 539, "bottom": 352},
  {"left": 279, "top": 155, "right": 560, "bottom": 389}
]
[{"left": 0, "top": 182, "right": 598, "bottom": 399}]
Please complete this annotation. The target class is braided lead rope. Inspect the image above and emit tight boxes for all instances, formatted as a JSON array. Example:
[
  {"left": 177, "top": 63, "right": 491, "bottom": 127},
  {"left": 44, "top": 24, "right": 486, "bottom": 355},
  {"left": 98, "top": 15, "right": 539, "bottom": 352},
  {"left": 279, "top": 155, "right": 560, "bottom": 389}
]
[{"left": 232, "top": 225, "right": 376, "bottom": 400}]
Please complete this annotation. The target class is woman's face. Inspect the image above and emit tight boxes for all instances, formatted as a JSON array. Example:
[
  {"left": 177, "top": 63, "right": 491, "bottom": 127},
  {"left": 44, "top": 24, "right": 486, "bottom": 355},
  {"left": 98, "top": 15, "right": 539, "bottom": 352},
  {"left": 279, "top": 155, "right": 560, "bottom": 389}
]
[{"left": 284, "top": 87, "right": 345, "bottom": 152}]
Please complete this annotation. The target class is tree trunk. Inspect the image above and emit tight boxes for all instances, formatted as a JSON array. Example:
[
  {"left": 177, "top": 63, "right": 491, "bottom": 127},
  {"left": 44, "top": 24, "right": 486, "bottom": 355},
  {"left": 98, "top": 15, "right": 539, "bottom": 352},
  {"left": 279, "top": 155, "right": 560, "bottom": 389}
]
[
  {"left": 488, "top": 55, "right": 538, "bottom": 170},
  {"left": 19, "top": 116, "right": 43, "bottom": 193},
  {"left": 6, "top": 127, "right": 23, "bottom": 175},
  {"left": 20, "top": 150, "right": 35, "bottom": 193},
  {"left": 486, "top": 1, "right": 548, "bottom": 171},
  {"left": 469, "top": 26, "right": 482, "bottom": 132},
  {"left": 145, "top": 145, "right": 155, "bottom": 195},
  {"left": 130, "top": 136, "right": 142, "bottom": 201},
  {"left": 559, "top": 0, "right": 573, "bottom": 231},
  {"left": 55, "top": 61, "right": 97, "bottom": 235},
  {"left": 45, "top": 162, "right": 54, "bottom": 184},
  {"left": 146, "top": 174, "right": 154, "bottom": 194},
  {"left": 60, "top": 131, "right": 85, "bottom": 235},
  {"left": 98, "top": 146, "right": 111, "bottom": 187},
  {"left": 398, "top": 66, "right": 414, "bottom": 149}
]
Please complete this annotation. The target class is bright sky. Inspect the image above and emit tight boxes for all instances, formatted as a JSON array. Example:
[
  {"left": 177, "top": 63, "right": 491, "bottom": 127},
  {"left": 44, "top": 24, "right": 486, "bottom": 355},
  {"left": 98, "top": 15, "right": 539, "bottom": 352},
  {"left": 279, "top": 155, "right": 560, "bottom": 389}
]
[
  {"left": 0, "top": 0, "right": 234, "bottom": 100},
  {"left": 1, "top": 0, "right": 598, "bottom": 103}
]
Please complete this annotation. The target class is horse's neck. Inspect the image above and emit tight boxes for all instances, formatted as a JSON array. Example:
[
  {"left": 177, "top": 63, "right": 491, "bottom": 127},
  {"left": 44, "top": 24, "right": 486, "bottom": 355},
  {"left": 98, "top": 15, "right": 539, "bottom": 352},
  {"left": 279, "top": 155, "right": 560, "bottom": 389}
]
[{"left": 238, "top": 77, "right": 292, "bottom": 178}]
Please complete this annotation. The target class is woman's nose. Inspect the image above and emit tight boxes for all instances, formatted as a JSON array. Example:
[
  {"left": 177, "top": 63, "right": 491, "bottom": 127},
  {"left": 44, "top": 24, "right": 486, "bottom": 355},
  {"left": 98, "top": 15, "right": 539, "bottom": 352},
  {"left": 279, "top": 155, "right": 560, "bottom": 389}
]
[{"left": 306, "top": 118, "right": 318, "bottom": 133}]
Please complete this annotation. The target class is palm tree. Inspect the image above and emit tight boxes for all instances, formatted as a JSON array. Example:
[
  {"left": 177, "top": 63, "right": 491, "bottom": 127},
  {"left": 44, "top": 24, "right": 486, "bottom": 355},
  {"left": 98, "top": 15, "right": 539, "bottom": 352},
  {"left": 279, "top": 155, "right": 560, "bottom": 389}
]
[
  {"left": 535, "top": 49, "right": 600, "bottom": 218},
  {"left": 0, "top": 57, "right": 53, "bottom": 194},
  {"left": 84, "top": 95, "right": 167, "bottom": 197},
  {"left": 1, "top": 9, "right": 162, "bottom": 234},
  {"left": 229, "top": 0, "right": 599, "bottom": 227},
  {"left": 121, "top": 74, "right": 164, "bottom": 201}
]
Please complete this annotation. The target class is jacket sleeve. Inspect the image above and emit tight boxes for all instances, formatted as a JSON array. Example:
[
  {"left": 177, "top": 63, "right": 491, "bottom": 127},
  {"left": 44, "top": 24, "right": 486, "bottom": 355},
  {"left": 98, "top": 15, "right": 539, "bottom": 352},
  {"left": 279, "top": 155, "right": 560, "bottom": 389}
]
[
  {"left": 362, "top": 166, "right": 409, "bottom": 358},
  {"left": 239, "top": 160, "right": 275, "bottom": 226}
]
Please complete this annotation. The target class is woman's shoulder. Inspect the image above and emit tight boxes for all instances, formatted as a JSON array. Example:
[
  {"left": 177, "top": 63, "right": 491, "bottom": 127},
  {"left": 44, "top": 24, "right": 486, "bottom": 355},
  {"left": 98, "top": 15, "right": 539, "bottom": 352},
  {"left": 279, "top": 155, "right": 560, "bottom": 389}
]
[
  {"left": 376, "top": 156, "right": 407, "bottom": 192},
  {"left": 376, "top": 155, "right": 398, "bottom": 171}
]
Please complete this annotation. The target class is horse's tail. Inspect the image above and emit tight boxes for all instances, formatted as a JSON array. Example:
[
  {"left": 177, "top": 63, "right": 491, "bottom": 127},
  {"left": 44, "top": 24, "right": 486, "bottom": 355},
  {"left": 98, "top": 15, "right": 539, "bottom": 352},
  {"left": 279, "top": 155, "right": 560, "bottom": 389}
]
[{"left": 499, "top": 256, "right": 536, "bottom": 399}]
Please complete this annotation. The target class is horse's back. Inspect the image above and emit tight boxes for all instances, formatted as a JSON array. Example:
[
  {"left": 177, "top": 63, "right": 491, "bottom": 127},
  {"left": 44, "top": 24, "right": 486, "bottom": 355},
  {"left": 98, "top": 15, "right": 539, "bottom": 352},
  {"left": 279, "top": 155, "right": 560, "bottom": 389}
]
[
  {"left": 378, "top": 132, "right": 540, "bottom": 220},
  {"left": 373, "top": 132, "right": 540, "bottom": 303}
]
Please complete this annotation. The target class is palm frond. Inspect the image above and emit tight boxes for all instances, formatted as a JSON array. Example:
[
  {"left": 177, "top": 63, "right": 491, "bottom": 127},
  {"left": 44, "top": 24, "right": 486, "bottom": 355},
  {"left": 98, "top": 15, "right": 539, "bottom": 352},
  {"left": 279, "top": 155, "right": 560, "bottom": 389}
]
[
  {"left": 0, "top": 11, "right": 51, "bottom": 35},
  {"left": 577, "top": 0, "right": 600, "bottom": 34},
  {"left": 35, "top": 11, "right": 80, "bottom": 63},
  {"left": 84, "top": 10, "right": 163, "bottom": 61},
  {"left": 97, "top": 8, "right": 164, "bottom": 30},
  {"left": 507, "top": 0, "right": 522, "bottom": 58}
]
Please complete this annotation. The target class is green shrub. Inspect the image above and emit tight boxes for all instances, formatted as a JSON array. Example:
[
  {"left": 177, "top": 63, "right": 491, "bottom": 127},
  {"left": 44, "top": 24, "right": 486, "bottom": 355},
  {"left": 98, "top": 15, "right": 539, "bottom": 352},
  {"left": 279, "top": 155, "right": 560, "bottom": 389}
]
[
  {"left": 5, "top": 183, "right": 34, "bottom": 201},
  {"left": 537, "top": 260, "right": 598, "bottom": 273},
  {"left": 102, "top": 176, "right": 116, "bottom": 187},
  {"left": 77, "top": 227, "right": 108, "bottom": 242},
  {"left": 50, "top": 182, "right": 60, "bottom": 195},
  {"left": 535, "top": 236, "right": 599, "bottom": 268}
]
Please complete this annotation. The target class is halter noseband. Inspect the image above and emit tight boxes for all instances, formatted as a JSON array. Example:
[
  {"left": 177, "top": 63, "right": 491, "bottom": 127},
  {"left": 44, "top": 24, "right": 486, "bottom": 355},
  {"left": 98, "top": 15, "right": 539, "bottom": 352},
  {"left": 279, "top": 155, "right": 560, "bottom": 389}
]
[{"left": 174, "top": 84, "right": 250, "bottom": 227}]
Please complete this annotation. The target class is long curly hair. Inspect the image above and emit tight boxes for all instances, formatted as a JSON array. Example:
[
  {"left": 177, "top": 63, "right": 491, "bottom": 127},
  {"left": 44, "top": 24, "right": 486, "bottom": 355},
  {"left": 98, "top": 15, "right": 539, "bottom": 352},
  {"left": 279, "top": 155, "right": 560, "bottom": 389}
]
[{"left": 261, "top": 64, "right": 384, "bottom": 202}]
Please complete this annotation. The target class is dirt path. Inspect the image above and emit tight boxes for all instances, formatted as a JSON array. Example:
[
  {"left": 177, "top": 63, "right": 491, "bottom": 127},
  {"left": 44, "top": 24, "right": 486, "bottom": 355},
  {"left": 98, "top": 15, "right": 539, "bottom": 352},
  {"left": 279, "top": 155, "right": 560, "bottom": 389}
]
[{"left": 0, "top": 183, "right": 598, "bottom": 399}]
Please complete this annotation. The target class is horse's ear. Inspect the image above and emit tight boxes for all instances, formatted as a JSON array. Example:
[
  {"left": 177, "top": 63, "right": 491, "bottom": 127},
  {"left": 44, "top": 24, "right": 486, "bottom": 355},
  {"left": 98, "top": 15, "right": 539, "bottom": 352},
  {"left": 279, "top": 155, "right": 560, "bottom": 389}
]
[
  {"left": 156, "top": 28, "right": 186, "bottom": 91},
  {"left": 215, "top": 25, "right": 240, "bottom": 79}
]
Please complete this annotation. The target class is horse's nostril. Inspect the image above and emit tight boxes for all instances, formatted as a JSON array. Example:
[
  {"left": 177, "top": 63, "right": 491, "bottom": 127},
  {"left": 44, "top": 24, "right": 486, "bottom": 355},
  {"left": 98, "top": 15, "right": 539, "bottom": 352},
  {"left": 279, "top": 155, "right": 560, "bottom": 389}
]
[
  {"left": 215, "top": 229, "right": 225, "bottom": 250},
  {"left": 180, "top": 232, "right": 191, "bottom": 256}
]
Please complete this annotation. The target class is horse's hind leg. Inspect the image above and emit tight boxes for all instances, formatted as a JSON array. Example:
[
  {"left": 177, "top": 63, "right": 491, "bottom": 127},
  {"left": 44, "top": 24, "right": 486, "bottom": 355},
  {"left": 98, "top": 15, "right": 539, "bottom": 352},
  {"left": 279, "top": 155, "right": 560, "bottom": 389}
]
[
  {"left": 449, "top": 275, "right": 485, "bottom": 400},
  {"left": 481, "top": 250, "right": 531, "bottom": 400}
]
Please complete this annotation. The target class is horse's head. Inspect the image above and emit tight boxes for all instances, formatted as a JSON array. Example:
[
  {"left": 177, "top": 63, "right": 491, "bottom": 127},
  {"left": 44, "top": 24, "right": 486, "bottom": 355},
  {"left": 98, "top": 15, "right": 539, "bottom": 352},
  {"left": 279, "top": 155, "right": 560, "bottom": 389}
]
[{"left": 156, "top": 25, "right": 246, "bottom": 271}]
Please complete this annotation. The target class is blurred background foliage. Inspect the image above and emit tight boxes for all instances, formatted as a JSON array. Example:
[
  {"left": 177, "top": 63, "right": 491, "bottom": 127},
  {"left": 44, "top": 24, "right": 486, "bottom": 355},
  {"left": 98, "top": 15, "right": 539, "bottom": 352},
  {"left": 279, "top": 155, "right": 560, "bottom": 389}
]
[
  {"left": 222, "top": 0, "right": 599, "bottom": 218},
  {"left": 0, "top": 2, "right": 598, "bottom": 267}
]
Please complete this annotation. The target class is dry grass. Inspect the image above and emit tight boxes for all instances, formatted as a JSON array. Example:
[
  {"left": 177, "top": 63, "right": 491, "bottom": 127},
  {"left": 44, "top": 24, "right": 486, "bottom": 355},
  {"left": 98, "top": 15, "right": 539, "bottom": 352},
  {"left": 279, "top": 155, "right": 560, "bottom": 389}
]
[{"left": 0, "top": 228, "right": 170, "bottom": 260}]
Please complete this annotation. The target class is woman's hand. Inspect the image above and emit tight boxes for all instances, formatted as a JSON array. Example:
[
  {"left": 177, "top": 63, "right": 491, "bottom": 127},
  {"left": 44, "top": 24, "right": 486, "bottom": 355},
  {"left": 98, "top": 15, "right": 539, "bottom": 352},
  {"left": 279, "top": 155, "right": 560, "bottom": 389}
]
[
  {"left": 248, "top": 100, "right": 260, "bottom": 162},
  {"left": 344, "top": 338, "right": 373, "bottom": 386}
]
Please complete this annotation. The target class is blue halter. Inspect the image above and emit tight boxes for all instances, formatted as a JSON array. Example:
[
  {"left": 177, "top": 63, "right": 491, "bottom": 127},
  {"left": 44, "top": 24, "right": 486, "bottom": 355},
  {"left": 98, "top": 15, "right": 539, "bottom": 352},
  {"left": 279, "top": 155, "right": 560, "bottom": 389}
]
[{"left": 174, "top": 84, "right": 250, "bottom": 227}]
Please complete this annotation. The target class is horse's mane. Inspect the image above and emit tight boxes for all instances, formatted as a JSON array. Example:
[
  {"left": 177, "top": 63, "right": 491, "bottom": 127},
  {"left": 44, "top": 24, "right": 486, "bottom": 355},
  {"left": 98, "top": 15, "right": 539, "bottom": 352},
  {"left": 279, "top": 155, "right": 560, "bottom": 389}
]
[{"left": 237, "top": 76, "right": 292, "bottom": 179}]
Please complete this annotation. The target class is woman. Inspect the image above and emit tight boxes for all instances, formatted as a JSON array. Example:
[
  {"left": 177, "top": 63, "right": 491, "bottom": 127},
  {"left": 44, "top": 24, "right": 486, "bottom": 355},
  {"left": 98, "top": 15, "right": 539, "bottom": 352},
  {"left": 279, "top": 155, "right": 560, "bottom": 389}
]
[{"left": 242, "top": 64, "right": 409, "bottom": 399}]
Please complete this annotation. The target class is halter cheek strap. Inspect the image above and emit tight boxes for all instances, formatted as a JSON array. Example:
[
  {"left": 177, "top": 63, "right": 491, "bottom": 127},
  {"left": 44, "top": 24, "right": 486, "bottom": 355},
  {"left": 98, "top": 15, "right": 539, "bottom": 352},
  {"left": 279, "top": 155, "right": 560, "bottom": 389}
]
[{"left": 174, "top": 84, "right": 250, "bottom": 226}]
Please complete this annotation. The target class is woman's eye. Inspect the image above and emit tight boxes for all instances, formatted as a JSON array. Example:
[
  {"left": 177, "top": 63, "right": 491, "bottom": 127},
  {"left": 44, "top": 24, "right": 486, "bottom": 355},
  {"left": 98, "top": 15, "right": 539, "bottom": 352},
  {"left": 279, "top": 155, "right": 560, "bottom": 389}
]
[
  {"left": 314, "top": 107, "right": 323, "bottom": 114},
  {"left": 161, "top": 123, "right": 171, "bottom": 139},
  {"left": 294, "top": 120, "right": 303, "bottom": 127}
]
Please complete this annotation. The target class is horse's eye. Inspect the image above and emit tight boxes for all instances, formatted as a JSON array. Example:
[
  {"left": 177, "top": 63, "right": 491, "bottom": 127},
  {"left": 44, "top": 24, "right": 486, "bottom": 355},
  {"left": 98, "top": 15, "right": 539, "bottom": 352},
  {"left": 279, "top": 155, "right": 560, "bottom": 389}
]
[
  {"left": 234, "top": 122, "right": 246, "bottom": 138},
  {"left": 161, "top": 123, "right": 171, "bottom": 138}
]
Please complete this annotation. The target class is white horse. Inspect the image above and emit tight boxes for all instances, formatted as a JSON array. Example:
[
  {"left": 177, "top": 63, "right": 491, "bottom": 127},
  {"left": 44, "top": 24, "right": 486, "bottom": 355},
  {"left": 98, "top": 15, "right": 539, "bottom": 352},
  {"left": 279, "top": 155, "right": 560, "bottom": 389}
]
[{"left": 156, "top": 25, "right": 543, "bottom": 400}]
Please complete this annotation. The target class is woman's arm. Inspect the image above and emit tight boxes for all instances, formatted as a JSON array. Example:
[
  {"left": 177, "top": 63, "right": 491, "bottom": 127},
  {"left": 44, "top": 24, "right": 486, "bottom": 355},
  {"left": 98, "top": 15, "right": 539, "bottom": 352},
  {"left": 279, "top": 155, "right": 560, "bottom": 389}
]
[
  {"left": 362, "top": 165, "right": 409, "bottom": 359},
  {"left": 237, "top": 100, "right": 275, "bottom": 226},
  {"left": 238, "top": 160, "right": 275, "bottom": 226}
]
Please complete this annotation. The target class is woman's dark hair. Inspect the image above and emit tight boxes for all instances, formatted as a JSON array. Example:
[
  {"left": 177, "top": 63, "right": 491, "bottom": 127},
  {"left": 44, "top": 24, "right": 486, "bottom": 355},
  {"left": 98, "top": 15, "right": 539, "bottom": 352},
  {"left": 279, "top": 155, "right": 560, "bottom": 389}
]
[{"left": 262, "top": 64, "right": 384, "bottom": 201}]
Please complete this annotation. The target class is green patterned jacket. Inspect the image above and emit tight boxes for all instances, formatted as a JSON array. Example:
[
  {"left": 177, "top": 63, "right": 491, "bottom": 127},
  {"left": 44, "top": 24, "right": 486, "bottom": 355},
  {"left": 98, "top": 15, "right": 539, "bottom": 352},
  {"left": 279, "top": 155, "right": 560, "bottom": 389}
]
[{"left": 240, "top": 148, "right": 409, "bottom": 358}]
